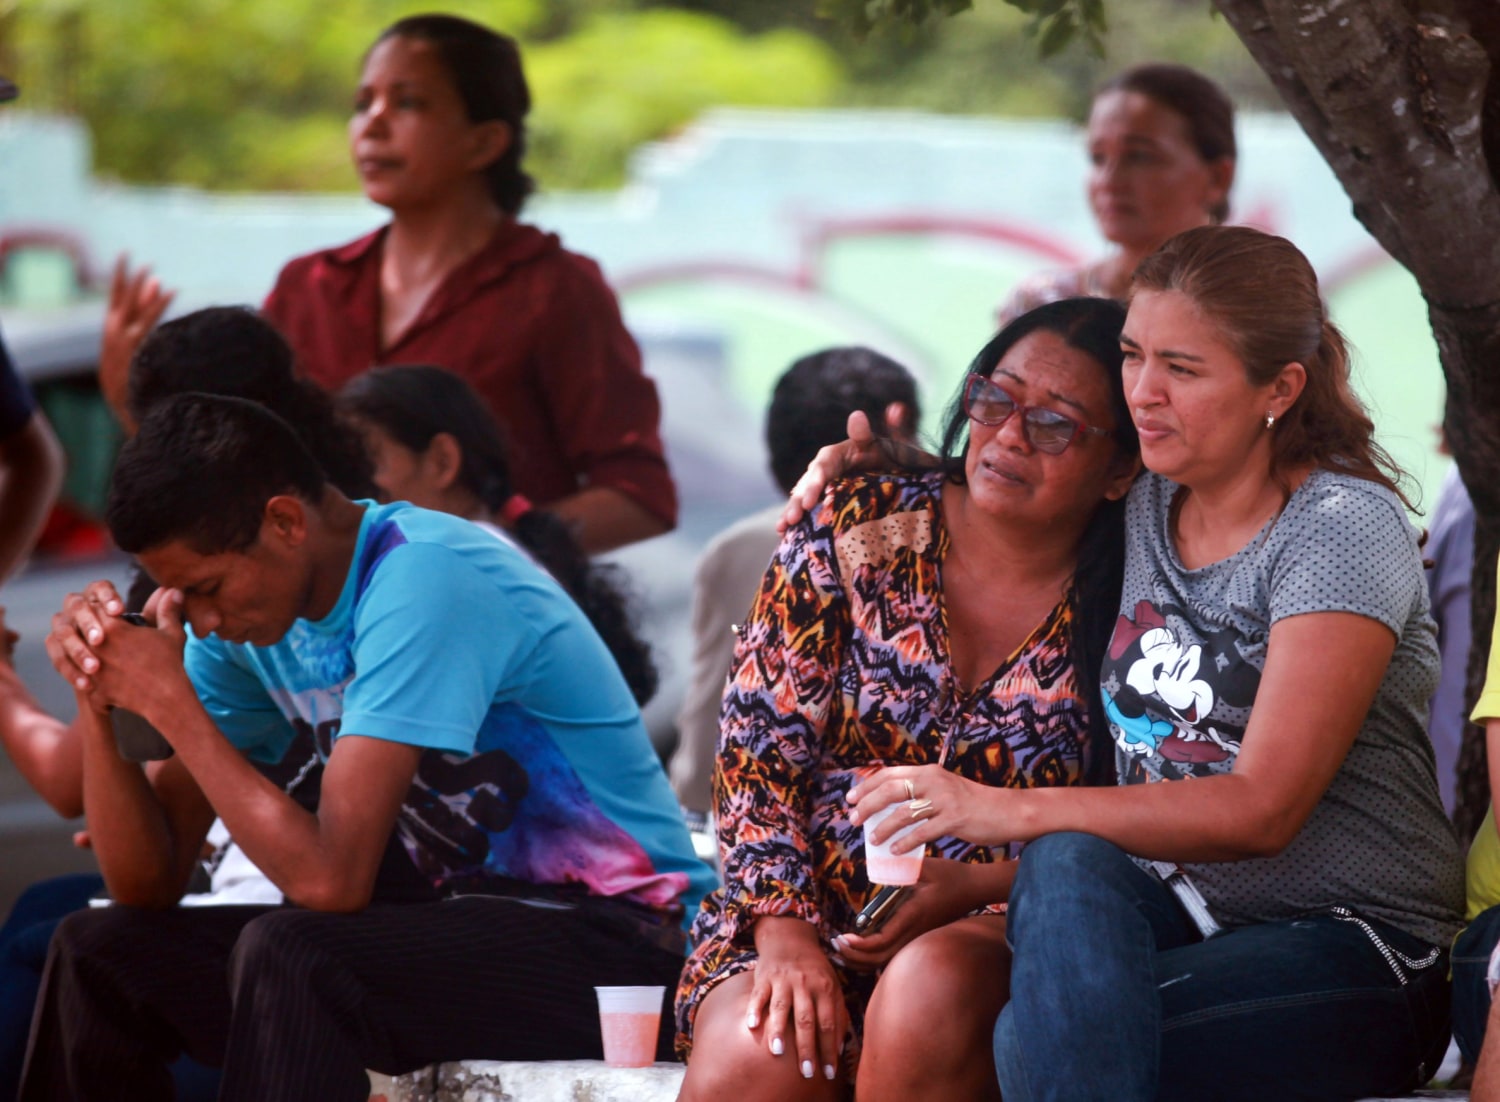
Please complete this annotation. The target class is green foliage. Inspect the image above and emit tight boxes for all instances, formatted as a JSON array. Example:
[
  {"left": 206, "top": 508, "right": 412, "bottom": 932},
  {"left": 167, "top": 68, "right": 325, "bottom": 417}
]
[
  {"left": 813, "top": 0, "right": 974, "bottom": 39},
  {"left": 815, "top": 0, "right": 1104, "bottom": 56},
  {"left": 1004, "top": 0, "right": 1106, "bottom": 58},
  {"left": 3, "top": 0, "right": 1276, "bottom": 193},
  {"left": 831, "top": 0, "right": 1275, "bottom": 123},
  {"left": 9, "top": 0, "right": 547, "bottom": 190},
  {"left": 527, "top": 10, "right": 842, "bottom": 189},
  {"left": 6, "top": 1, "right": 840, "bottom": 193}
]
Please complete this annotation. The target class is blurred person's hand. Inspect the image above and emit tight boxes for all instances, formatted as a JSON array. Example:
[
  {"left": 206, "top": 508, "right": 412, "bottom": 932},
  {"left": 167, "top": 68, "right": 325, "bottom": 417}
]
[
  {"left": 0, "top": 606, "right": 18, "bottom": 666},
  {"left": 778, "top": 406, "right": 937, "bottom": 534},
  {"left": 100, "top": 256, "right": 175, "bottom": 431}
]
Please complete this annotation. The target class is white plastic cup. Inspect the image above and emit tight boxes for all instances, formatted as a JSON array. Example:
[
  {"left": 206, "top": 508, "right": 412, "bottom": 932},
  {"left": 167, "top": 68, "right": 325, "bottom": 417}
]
[
  {"left": 594, "top": 985, "right": 664, "bottom": 1068},
  {"left": 862, "top": 802, "right": 925, "bottom": 885}
]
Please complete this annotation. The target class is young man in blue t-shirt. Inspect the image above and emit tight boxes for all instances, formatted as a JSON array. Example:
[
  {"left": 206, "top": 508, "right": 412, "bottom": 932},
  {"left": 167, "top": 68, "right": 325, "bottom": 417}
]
[{"left": 24, "top": 393, "right": 711, "bottom": 1100}]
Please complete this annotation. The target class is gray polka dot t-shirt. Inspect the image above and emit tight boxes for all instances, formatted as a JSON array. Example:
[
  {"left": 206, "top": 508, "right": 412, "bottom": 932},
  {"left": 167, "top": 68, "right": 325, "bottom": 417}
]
[{"left": 1101, "top": 469, "right": 1464, "bottom": 946}]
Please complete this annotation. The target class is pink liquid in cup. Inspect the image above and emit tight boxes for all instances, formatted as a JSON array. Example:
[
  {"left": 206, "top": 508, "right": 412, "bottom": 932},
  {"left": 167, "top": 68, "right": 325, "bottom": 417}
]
[
  {"left": 866, "top": 846, "right": 924, "bottom": 886},
  {"left": 594, "top": 985, "right": 664, "bottom": 1067},
  {"left": 862, "top": 802, "right": 925, "bottom": 886},
  {"left": 599, "top": 1011, "right": 661, "bottom": 1067}
]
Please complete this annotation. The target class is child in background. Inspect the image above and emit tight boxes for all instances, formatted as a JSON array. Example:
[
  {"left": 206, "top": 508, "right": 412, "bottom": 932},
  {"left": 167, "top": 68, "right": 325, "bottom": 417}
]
[{"left": 338, "top": 363, "right": 656, "bottom": 708}]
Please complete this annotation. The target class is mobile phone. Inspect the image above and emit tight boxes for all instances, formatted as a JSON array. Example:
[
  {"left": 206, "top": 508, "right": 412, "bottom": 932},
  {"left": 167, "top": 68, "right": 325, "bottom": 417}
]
[
  {"left": 853, "top": 885, "right": 910, "bottom": 934},
  {"left": 110, "top": 612, "right": 175, "bottom": 763}
]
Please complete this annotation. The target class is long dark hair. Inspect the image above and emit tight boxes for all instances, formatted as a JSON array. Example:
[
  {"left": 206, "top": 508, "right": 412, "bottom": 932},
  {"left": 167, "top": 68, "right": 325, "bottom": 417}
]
[
  {"left": 338, "top": 364, "right": 657, "bottom": 706},
  {"left": 374, "top": 14, "right": 534, "bottom": 216},
  {"left": 937, "top": 298, "right": 1139, "bottom": 782},
  {"left": 129, "top": 306, "right": 377, "bottom": 500}
]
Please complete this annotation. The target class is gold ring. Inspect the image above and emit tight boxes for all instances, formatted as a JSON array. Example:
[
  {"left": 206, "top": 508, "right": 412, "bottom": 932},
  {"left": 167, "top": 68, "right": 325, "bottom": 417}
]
[
  {"left": 907, "top": 798, "right": 933, "bottom": 818},
  {"left": 904, "top": 779, "right": 916, "bottom": 801}
]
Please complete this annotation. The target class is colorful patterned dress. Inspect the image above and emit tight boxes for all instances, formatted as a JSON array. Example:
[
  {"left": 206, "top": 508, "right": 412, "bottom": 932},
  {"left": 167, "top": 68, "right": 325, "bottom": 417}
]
[{"left": 674, "top": 470, "right": 1099, "bottom": 1059}]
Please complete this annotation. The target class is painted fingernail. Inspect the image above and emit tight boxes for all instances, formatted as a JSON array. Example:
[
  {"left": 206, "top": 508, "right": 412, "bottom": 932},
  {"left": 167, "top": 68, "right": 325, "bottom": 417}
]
[
  {"left": 771, "top": 1036, "right": 784, "bottom": 1056},
  {"left": 83, "top": 657, "right": 98, "bottom": 672},
  {"left": 824, "top": 1064, "right": 836, "bottom": 1080},
  {"left": 89, "top": 630, "right": 102, "bottom": 644},
  {"left": 75, "top": 677, "right": 88, "bottom": 690},
  {"left": 106, "top": 600, "right": 122, "bottom": 613},
  {"left": 746, "top": 1010, "right": 759, "bottom": 1029},
  {"left": 801, "top": 1060, "right": 813, "bottom": 1079}
]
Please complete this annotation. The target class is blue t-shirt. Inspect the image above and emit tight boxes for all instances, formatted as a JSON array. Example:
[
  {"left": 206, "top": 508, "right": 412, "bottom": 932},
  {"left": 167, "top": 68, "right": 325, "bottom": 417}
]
[
  {"left": 0, "top": 327, "right": 38, "bottom": 440},
  {"left": 185, "top": 501, "right": 714, "bottom": 929}
]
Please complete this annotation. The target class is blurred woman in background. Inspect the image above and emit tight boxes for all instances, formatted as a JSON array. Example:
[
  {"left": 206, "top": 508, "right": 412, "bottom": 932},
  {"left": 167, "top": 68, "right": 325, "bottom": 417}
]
[
  {"left": 998, "top": 62, "right": 1236, "bottom": 324},
  {"left": 103, "top": 14, "right": 674, "bottom": 553}
]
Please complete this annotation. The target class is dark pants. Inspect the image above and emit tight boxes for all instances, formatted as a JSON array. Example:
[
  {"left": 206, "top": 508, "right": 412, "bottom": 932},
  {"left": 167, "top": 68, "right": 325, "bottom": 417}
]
[
  {"left": 0, "top": 875, "right": 102, "bottom": 1102},
  {"left": 1451, "top": 901, "right": 1500, "bottom": 1066},
  {"left": 994, "top": 832, "right": 1452, "bottom": 1102},
  {"left": 0, "top": 875, "right": 222, "bottom": 1102},
  {"left": 20, "top": 895, "right": 686, "bottom": 1102}
]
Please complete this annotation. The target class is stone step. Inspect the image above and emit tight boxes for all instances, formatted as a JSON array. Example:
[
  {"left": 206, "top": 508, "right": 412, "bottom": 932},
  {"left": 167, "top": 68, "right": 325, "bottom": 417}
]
[
  {"left": 368, "top": 1060, "right": 685, "bottom": 1102},
  {"left": 369, "top": 1062, "right": 1469, "bottom": 1102}
]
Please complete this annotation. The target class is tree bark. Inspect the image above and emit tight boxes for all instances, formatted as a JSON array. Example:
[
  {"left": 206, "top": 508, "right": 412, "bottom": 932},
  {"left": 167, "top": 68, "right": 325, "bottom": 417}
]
[{"left": 1214, "top": 0, "right": 1500, "bottom": 839}]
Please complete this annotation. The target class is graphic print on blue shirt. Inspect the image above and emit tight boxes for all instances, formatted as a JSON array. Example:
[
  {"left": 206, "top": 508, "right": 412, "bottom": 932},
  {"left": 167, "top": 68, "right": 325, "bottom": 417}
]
[
  {"left": 395, "top": 702, "right": 689, "bottom": 908},
  {"left": 185, "top": 501, "right": 710, "bottom": 924},
  {"left": 1101, "top": 598, "right": 1262, "bottom": 780}
]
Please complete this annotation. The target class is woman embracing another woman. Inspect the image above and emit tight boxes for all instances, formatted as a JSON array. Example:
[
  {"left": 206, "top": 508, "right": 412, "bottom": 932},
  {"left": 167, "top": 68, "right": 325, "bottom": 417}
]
[
  {"left": 676, "top": 296, "right": 1140, "bottom": 1102},
  {"left": 851, "top": 225, "right": 1463, "bottom": 1101}
]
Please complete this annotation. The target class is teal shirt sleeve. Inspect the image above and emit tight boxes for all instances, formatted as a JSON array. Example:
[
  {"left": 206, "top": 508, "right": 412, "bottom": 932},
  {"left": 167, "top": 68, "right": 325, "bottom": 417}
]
[
  {"left": 184, "top": 633, "right": 297, "bottom": 765},
  {"left": 341, "top": 541, "right": 534, "bottom": 755}
]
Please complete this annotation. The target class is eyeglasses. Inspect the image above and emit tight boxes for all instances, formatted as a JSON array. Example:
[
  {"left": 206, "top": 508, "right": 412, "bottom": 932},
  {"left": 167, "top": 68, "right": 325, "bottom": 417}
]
[{"left": 962, "top": 374, "right": 1111, "bottom": 455}]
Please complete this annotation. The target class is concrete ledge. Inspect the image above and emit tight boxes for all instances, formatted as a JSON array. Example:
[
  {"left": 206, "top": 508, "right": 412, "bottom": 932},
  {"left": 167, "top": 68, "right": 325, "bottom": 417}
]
[
  {"left": 367, "top": 1066, "right": 437, "bottom": 1102},
  {"left": 440, "top": 1060, "right": 685, "bottom": 1101},
  {"left": 369, "top": 1061, "right": 684, "bottom": 1102},
  {"left": 371, "top": 1062, "right": 1467, "bottom": 1102}
]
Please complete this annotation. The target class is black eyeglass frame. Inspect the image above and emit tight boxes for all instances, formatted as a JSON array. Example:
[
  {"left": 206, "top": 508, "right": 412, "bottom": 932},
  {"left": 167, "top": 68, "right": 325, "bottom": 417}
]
[{"left": 961, "top": 373, "right": 1111, "bottom": 455}]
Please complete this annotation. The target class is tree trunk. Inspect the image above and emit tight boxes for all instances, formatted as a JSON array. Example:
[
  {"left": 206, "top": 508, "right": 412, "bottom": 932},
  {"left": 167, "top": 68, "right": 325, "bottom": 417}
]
[{"left": 1214, "top": 0, "right": 1500, "bottom": 839}]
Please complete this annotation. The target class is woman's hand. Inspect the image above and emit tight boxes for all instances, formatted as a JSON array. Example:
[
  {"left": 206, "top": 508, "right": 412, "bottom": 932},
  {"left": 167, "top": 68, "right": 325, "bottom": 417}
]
[
  {"left": 848, "top": 764, "right": 1019, "bottom": 852},
  {"left": 100, "top": 256, "right": 175, "bottom": 430},
  {"left": 831, "top": 858, "right": 996, "bottom": 970},
  {"left": 778, "top": 407, "right": 938, "bottom": 533},
  {"left": 747, "top": 916, "right": 847, "bottom": 1082}
]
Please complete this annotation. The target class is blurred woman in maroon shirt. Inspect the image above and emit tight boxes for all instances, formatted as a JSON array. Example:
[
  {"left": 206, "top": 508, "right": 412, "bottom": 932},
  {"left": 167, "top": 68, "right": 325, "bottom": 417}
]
[{"left": 103, "top": 14, "right": 675, "bottom": 553}]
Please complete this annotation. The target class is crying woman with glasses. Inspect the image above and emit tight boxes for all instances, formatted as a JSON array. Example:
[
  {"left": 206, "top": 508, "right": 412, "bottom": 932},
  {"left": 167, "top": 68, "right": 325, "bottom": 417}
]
[{"left": 673, "top": 297, "right": 1139, "bottom": 1102}]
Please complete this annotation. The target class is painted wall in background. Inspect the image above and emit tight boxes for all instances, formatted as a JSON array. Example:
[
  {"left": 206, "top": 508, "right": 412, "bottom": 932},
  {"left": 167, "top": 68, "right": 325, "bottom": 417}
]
[{"left": 0, "top": 106, "right": 1446, "bottom": 510}]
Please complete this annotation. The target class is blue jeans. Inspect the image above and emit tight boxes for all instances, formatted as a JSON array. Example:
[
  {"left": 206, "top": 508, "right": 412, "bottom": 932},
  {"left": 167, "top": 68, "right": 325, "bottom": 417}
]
[
  {"left": 994, "top": 832, "right": 1451, "bottom": 1102},
  {"left": 1451, "top": 901, "right": 1500, "bottom": 1065}
]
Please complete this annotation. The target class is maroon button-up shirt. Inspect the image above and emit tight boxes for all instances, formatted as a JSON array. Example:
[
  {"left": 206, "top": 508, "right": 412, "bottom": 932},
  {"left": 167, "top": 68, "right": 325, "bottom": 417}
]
[{"left": 263, "top": 221, "right": 676, "bottom": 526}]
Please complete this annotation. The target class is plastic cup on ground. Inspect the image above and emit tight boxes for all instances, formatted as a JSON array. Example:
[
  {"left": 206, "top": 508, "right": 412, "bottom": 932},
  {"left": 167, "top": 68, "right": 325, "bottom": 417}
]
[
  {"left": 594, "top": 985, "right": 664, "bottom": 1068},
  {"left": 862, "top": 802, "right": 925, "bottom": 885}
]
